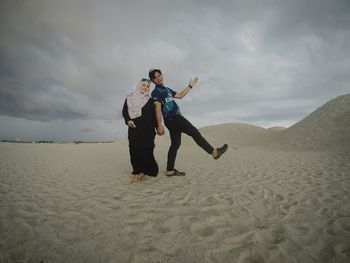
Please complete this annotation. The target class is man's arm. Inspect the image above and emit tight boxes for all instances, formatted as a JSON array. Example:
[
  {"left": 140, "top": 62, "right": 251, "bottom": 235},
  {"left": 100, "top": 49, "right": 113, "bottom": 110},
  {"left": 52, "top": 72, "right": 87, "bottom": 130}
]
[
  {"left": 154, "top": 101, "right": 165, "bottom": 135},
  {"left": 174, "top": 77, "right": 198, "bottom": 99}
]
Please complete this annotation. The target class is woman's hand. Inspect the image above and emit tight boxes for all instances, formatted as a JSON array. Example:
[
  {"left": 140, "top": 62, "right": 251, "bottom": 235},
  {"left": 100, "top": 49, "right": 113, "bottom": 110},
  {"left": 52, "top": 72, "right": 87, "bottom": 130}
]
[{"left": 127, "top": 120, "right": 136, "bottom": 128}]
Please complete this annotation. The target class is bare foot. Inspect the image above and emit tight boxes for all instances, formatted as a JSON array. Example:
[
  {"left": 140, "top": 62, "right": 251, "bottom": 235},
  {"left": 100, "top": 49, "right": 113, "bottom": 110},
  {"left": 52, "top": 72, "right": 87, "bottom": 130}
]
[
  {"left": 131, "top": 173, "right": 148, "bottom": 183},
  {"left": 140, "top": 173, "right": 148, "bottom": 181},
  {"left": 136, "top": 173, "right": 149, "bottom": 181},
  {"left": 131, "top": 174, "right": 138, "bottom": 183}
]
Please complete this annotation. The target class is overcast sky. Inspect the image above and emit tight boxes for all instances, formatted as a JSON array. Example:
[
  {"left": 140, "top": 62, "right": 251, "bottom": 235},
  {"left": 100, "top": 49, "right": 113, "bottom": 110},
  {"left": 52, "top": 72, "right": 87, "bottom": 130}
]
[{"left": 1, "top": 0, "right": 349, "bottom": 142}]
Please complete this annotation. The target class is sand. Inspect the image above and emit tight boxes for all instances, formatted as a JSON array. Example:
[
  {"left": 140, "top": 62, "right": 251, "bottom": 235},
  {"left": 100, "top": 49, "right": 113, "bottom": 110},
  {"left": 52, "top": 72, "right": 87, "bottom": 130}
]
[{"left": 1, "top": 94, "right": 350, "bottom": 263}]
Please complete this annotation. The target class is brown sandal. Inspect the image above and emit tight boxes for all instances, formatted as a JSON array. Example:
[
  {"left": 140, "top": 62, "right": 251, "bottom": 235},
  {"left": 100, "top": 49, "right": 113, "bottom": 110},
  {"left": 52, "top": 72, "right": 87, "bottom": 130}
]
[
  {"left": 166, "top": 169, "right": 186, "bottom": 176},
  {"left": 214, "top": 144, "right": 228, "bottom": 160}
]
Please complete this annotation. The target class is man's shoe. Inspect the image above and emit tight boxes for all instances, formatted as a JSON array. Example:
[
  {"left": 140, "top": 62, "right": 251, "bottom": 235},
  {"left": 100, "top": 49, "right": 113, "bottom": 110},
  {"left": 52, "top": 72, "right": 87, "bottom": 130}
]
[
  {"left": 214, "top": 144, "right": 228, "bottom": 160},
  {"left": 166, "top": 169, "right": 186, "bottom": 176}
]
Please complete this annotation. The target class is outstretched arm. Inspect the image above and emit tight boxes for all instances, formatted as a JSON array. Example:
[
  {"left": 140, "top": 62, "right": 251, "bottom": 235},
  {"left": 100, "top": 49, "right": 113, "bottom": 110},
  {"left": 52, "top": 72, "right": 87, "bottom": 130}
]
[{"left": 174, "top": 77, "right": 198, "bottom": 99}]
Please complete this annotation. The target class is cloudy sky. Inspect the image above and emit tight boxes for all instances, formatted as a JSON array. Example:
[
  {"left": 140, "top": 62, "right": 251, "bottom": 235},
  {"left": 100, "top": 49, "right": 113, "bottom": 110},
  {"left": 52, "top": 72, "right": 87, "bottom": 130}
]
[{"left": 1, "top": 0, "right": 349, "bottom": 142}]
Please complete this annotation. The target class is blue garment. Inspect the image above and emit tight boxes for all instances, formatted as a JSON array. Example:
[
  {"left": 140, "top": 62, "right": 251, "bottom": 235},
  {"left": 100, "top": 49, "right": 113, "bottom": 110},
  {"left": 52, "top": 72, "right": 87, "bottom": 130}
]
[{"left": 151, "top": 85, "right": 181, "bottom": 119}]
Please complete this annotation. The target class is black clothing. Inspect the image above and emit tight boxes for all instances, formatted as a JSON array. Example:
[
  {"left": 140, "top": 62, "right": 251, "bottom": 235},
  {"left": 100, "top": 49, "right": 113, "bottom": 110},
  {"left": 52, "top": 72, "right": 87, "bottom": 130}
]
[
  {"left": 164, "top": 115, "right": 214, "bottom": 171},
  {"left": 122, "top": 98, "right": 158, "bottom": 176},
  {"left": 122, "top": 98, "right": 157, "bottom": 148},
  {"left": 129, "top": 147, "right": 158, "bottom": 177}
]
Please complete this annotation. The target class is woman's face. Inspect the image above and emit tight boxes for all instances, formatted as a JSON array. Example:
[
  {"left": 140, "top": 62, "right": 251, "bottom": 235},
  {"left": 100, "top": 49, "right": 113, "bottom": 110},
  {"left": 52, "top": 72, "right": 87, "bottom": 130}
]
[{"left": 139, "top": 81, "right": 150, "bottom": 94}]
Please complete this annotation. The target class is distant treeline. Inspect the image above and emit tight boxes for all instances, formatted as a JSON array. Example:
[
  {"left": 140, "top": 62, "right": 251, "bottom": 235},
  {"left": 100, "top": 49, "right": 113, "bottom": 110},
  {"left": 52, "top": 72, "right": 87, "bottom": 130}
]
[
  {"left": 1, "top": 140, "right": 114, "bottom": 144},
  {"left": 1, "top": 140, "right": 54, "bottom": 143}
]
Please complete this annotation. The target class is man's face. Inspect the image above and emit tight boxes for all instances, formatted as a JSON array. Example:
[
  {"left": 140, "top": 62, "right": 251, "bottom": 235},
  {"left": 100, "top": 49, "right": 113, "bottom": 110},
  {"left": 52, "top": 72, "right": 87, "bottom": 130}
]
[{"left": 152, "top": 72, "right": 163, "bottom": 86}]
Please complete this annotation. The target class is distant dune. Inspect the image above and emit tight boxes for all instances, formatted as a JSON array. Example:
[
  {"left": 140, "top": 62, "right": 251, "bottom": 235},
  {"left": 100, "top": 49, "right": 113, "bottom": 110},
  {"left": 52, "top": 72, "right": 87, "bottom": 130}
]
[
  {"left": 188, "top": 94, "right": 350, "bottom": 151},
  {"left": 267, "top": 126, "right": 287, "bottom": 132},
  {"left": 275, "top": 94, "right": 350, "bottom": 150},
  {"left": 199, "top": 123, "right": 271, "bottom": 148}
]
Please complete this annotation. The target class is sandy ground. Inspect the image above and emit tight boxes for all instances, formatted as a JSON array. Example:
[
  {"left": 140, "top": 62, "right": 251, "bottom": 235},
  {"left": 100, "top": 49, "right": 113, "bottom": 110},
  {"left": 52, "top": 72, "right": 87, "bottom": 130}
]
[
  {"left": 1, "top": 139, "right": 349, "bottom": 263},
  {"left": 1, "top": 94, "right": 349, "bottom": 262}
]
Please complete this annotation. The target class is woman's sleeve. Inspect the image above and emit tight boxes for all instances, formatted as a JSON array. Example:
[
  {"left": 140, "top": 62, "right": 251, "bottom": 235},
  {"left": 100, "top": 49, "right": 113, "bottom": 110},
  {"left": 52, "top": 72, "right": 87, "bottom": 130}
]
[{"left": 122, "top": 99, "right": 131, "bottom": 125}]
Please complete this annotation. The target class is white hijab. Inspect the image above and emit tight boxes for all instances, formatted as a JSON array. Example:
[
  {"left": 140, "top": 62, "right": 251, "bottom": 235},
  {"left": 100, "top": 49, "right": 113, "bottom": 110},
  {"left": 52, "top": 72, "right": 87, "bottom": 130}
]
[{"left": 126, "top": 79, "right": 151, "bottom": 119}]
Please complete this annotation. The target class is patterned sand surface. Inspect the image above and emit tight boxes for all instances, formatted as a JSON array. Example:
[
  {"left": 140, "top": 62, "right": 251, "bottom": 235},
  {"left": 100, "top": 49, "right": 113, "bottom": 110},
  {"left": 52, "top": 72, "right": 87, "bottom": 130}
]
[
  {"left": 1, "top": 94, "right": 349, "bottom": 262},
  {"left": 1, "top": 141, "right": 350, "bottom": 263}
]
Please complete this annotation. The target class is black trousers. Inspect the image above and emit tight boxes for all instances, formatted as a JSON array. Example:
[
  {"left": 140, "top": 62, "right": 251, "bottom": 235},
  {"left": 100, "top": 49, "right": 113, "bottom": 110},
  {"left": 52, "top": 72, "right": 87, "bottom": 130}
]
[
  {"left": 129, "top": 147, "right": 158, "bottom": 177},
  {"left": 164, "top": 115, "right": 214, "bottom": 171}
]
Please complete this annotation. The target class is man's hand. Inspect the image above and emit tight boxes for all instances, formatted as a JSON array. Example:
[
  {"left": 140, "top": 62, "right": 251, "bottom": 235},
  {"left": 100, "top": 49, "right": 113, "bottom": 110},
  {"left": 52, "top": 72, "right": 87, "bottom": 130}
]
[
  {"left": 189, "top": 77, "right": 199, "bottom": 88},
  {"left": 156, "top": 125, "right": 165, "bottom": 136}
]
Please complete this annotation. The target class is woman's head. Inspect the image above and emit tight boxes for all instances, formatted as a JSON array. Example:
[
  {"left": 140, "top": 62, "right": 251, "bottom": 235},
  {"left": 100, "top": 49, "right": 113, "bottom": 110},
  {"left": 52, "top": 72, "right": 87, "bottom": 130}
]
[{"left": 138, "top": 78, "right": 151, "bottom": 94}]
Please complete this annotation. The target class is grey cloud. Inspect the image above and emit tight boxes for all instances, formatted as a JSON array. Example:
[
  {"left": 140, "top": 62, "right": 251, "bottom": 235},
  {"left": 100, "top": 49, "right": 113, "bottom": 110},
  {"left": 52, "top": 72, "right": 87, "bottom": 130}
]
[
  {"left": 81, "top": 128, "right": 93, "bottom": 133},
  {"left": 0, "top": 0, "right": 349, "bottom": 141}
]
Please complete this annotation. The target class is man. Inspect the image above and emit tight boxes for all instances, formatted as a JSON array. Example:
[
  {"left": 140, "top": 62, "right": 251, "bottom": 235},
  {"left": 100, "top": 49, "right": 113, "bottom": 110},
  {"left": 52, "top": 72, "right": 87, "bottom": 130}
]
[{"left": 149, "top": 68, "right": 228, "bottom": 176}]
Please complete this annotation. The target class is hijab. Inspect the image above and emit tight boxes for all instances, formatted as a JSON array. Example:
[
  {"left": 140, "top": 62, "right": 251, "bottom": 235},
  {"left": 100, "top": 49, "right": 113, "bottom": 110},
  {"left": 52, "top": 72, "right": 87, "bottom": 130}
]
[{"left": 126, "top": 79, "right": 151, "bottom": 119}]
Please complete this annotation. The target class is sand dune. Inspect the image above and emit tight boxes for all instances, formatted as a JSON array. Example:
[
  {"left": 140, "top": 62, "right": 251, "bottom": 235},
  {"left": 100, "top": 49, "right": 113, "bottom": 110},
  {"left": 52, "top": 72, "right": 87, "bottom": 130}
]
[
  {"left": 198, "top": 94, "right": 350, "bottom": 151},
  {"left": 275, "top": 94, "right": 350, "bottom": 150},
  {"left": 267, "top": 127, "right": 287, "bottom": 132},
  {"left": 1, "top": 94, "right": 350, "bottom": 262},
  {"left": 199, "top": 123, "right": 272, "bottom": 148}
]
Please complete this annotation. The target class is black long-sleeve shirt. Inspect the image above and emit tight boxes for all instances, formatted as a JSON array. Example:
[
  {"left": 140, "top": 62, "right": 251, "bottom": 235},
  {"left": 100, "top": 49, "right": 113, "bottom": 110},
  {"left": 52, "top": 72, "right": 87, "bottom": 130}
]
[{"left": 122, "top": 98, "right": 157, "bottom": 148}]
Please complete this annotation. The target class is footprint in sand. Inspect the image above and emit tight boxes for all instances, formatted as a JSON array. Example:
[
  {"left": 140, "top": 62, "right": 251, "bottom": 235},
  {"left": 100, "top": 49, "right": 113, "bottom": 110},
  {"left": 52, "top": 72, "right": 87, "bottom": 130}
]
[
  {"left": 337, "top": 218, "right": 350, "bottom": 232},
  {"left": 236, "top": 247, "right": 268, "bottom": 263},
  {"left": 274, "top": 193, "right": 285, "bottom": 202},
  {"left": 179, "top": 191, "right": 197, "bottom": 206},
  {"left": 337, "top": 209, "right": 350, "bottom": 217},
  {"left": 155, "top": 224, "right": 171, "bottom": 234},
  {"left": 319, "top": 207, "right": 331, "bottom": 217},
  {"left": 248, "top": 189, "right": 256, "bottom": 196},
  {"left": 292, "top": 207, "right": 309, "bottom": 216},
  {"left": 113, "top": 195, "right": 121, "bottom": 200},
  {"left": 324, "top": 223, "right": 338, "bottom": 237},
  {"left": 190, "top": 223, "right": 215, "bottom": 238},
  {"left": 335, "top": 243, "right": 350, "bottom": 260},
  {"left": 198, "top": 195, "right": 220, "bottom": 207},
  {"left": 111, "top": 205, "right": 121, "bottom": 211},
  {"left": 322, "top": 197, "right": 334, "bottom": 204},
  {"left": 289, "top": 223, "right": 310, "bottom": 236},
  {"left": 258, "top": 225, "right": 285, "bottom": 245}
]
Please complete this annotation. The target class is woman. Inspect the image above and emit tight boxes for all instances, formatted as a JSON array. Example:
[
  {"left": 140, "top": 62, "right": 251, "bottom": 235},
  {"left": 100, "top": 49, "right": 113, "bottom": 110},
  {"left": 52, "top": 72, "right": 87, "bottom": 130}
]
[{"left": 122, "top": 78, "right": 159, "bottom": 182}]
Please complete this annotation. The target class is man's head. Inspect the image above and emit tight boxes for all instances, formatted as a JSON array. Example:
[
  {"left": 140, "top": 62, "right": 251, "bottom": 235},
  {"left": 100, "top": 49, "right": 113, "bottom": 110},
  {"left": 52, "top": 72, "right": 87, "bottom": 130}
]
[{"left": 149, "top": 68, "right": 163, "bottom": 86}]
